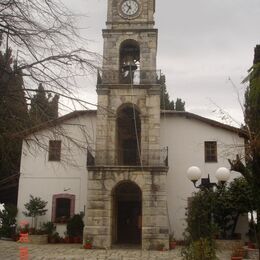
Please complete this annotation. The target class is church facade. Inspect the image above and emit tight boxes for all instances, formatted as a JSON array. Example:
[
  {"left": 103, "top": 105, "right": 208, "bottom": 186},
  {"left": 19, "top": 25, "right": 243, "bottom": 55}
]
[{"left": 16, "top": 0, "right": 245, "bottom": 250}]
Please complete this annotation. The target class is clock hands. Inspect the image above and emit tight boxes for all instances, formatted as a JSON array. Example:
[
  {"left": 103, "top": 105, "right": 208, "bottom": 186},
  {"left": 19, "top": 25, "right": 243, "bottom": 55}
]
[
  {"left": 121, "top": 0, "right": 138, "bottom": 17},
  {"left": 126, "top": 2, "right": 132, "bottom": 13}
]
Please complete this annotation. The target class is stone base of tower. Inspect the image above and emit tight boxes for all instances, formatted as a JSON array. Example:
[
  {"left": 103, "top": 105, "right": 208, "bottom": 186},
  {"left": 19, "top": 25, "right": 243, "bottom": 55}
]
[{"left": 83, "top": 166, "right": 169, "bottom": 250}]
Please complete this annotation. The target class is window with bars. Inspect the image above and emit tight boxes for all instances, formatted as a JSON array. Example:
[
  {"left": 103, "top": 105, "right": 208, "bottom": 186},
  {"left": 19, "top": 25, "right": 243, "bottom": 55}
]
[
  {"left": 204, "top": 141, "right": 217, "bottom": 162},
  {"left": 48, "top": 140, "right": 61, "bottom": 161}
]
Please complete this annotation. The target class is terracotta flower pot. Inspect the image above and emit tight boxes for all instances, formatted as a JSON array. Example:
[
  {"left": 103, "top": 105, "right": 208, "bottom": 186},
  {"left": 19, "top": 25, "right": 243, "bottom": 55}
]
[
  {"left": 248, "top": 241, "right": 255, "bottom": 249},
  {"left": 84, "top": 243, "right": 92, "bottom": 249},
  {"left": 64, "top": 237, "right": 70, "bottom": 243},
  {"left": 169, "top": 241, "right": 177, "bottom": 249},
  {"left": 73, "top": 236, "right": 82, "bottom": 243}
]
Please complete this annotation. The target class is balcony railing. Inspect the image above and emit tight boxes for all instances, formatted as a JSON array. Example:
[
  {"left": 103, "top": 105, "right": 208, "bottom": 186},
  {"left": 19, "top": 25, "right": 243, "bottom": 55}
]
[
  {"left": 87, "top": 147, "right": 168, "bottom": 167},
  {"left": 97, "top": 70, "right": 162, "bottom": 85}
]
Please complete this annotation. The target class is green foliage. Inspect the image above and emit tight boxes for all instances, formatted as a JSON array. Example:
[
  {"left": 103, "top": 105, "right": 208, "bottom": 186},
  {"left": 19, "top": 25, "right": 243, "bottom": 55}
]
[
  {"left": 244, "top": 63, "right": 260, "bottom": 134},
  {"left": 240, "top": 45, "right": 260, "bottom": 249},
  {"left": 175, "top": 98, "right": 185, "bottom": 111},
  {"left": 213, "top": 178, "right": 256, "bottom": 238},
  {"left": 160, "top": 75, "right": 175, "bottom": 110},
  {"left": 0, "top": 47, "right": 28, "bottom": 179},
  {"left": 228, "top": 177, "right": 256, "bottom": 213},
  {"left": 23, "top": 195, "right": 48, "bottom": 229},
  {"left": 66, "top": 214, "right": 84, "bottom": 237},
  {"left": 29, "top": 83, "right": 59, "bottom": 125},
  {"left": 159, "top": 74, "right": 185, "bottom": 111},
  {"left": 185, "top": 178, "right": 255, "bottom": 241},
  {"left": 185, "top": 189, "right": 218, "bottom": 241},
  {"left": 211, "top": 186, "right": 234, "bottom": 239},
  {"left": 181, "top": 238, "right": 218, "bottom": 260},
  {"left": 41, "top": 221, "right": 56, "bottom": 236},
  {"left": 0, "top": 204, "right": 18, "bottom": 238}
]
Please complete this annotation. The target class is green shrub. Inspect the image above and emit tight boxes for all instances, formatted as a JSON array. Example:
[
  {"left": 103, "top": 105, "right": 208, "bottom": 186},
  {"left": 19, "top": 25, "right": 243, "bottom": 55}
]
[
  {"left": 41, "top": 221, "right": 56, "bottom": 236},
  {"left": 66, "top": 214, "right": 84, "bottom": 237},
  {"left": 181, "top": 238, "right": 218, "bottom": 260},
  {"left": 23, "top": 195, "right": 48, "bottom": 229},
  {"left": 0, "top": 204, "right": 18, "bottom": 238}
]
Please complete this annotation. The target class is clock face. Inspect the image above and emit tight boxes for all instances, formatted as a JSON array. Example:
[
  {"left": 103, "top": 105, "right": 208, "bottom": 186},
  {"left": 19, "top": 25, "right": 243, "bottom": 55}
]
[{"left": 121, "top": 0, "right": 139, "bottom": 17}]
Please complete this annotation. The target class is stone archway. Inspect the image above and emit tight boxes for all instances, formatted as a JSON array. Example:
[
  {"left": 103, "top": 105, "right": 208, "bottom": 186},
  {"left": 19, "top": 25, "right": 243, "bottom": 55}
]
[
  {"left": 112, "top": 181, "right": 142, "bottom": 245},
  {"left": 116, "top": 104, "right": 141, "bottom": 166}
]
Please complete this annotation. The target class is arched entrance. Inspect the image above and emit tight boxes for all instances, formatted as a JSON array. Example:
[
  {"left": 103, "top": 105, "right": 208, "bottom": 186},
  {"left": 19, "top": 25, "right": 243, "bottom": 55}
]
[
  {"left": 116, "top": 105, "right": 141, "bottom": 166},
  {"left": 119, "top": 39, "right": 140, "bottom": 84},
  {"left": 112, "top": 181, "right": 142, "bottom": 245}
]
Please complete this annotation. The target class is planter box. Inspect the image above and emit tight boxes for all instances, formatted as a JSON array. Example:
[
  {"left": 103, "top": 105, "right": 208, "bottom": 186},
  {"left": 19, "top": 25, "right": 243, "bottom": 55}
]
[
  {"left": 28, "top": 234, "right": 48, "bottom": 244},
  {"left": 215, "top": 239, "right": 243, "bottom": 250},
  {"left": 84, "top": 243, "right": 92, "bottom": 249},
  {"left": 247, "top": 248, "right": 259, "bottom": 260},
  {"left": 169, "top": 241, "right": 177, "bottom": 249}
]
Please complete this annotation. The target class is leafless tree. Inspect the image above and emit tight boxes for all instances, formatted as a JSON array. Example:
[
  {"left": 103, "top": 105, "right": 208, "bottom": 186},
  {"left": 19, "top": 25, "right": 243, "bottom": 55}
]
[
  {"left": 0, "top": 0, "right": 102, "bottom": 201},
  {"left": 0, "top": 0, "right": 100, "bottom": 105}
]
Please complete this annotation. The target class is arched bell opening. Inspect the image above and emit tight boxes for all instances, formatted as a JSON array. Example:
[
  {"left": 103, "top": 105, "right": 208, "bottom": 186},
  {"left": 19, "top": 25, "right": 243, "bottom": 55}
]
[
  {"left": 116, "top": 104, "right": 141, "bottom": 166},
  {"left": 112, "top": 181, "right": 142, "bottom": 245},
  {"left": 119, "top": 39, "right": 140, "bottom": 84}
]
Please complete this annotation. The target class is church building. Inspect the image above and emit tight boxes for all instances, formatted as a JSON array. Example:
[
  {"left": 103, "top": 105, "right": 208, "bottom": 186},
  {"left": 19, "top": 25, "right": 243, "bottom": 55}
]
[{"left": 16, "top": 0, "right": 245, "bottom": 250}]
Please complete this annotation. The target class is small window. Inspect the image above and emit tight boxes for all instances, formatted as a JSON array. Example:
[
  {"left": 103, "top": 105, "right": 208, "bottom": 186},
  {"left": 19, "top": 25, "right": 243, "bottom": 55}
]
[
  {"left": 52, "top": 194, "right": 75, "bottom": 223},
  {"left": 49, "top": 140, "right": 61, "bottom": 161},
  {"left": 205, "top": 141, "right": 217, "bottom": 162},
  {"left": 55, "top": 198, "right": 71, "bottom": 221}
]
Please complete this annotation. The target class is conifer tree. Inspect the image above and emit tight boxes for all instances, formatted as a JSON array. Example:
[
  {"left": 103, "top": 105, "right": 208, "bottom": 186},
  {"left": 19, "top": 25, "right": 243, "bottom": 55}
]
[
  {"left": 244, "top": 45, "right": 260, "bottom": 254},
  {"left": 160, "top": 75, "right": 175, "bottom": 110},
  {"left": 230, "top": 45, "right": 260, "bottom": 256},
  {"left": 29, "top": 84, "right": 59, "bottom": 125},
  {"left": 175, "top": 98, "right": 186, "bottom": 111},
  {"left": 0, "top": 46, "right": 28, "bottom": 179},
  {"left": 160, "top": 74, "right": 185, "bottom": 111}
]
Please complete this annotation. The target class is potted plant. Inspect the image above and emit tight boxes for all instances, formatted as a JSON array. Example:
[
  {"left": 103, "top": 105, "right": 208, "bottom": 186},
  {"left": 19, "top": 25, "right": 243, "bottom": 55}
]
[
  {"left": 0, "top": 204, "right": 18, "bottom": 240},
  {"left": 49, "top": 232, "right": 60, "bottom": 243},
  {"left": 157, "top": 243, "right": 165, "bottom": 251},
  {"left": 23, "top": 195, "right": 48, "bottom": 231},
  {"left": 64, "top": 232, "right": 70, "bottom": 243},
  {"left": 84, "top": 237, "right": 93, "bottom": 249},
  {"left": 41, "top": 221, "right": 56, "bottom": 243},
  {"left": 247, "top": 241, "right": 256, "bottom": 249},
  {"left": 231, "top": 246, "right": 245, "bottom": 260},
  {"left": 169, "top": 234, "right": 177, "bottom": 249},
  {"left": 66, "top": 214, "right": 84, "bottom": 243}
]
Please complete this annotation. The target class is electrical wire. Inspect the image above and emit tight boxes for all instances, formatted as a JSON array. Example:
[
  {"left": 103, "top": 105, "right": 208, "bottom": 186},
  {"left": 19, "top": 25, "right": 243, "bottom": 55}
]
[{"left": 129, "top": 65, "right": 144, "bottom": 172}]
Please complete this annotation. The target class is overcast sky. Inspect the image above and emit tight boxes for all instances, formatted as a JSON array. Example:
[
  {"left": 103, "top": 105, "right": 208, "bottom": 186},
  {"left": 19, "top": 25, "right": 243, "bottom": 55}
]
[{"left": 62, "top": 0, "right": 260, "bottom": 126}]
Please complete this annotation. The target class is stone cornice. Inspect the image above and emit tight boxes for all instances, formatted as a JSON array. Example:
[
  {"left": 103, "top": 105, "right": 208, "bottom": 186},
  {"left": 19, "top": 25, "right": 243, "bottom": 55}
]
[
  {"left": 87, "top": 165, "right": 169, "bottom": 173},
  {"left": 102, "top": 28, "right": 157, "bottom": 35}
]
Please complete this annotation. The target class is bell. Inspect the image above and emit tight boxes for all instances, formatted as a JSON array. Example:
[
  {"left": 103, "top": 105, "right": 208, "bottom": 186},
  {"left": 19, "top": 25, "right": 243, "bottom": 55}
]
[{"left": 122, "top": 55, "right": 137, "bottom": 71}]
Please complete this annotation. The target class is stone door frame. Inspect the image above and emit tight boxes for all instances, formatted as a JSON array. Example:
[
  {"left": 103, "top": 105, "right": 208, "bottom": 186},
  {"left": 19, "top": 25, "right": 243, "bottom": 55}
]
[{"left": 111, "top": 180, "right": 142, "bottom": 245}]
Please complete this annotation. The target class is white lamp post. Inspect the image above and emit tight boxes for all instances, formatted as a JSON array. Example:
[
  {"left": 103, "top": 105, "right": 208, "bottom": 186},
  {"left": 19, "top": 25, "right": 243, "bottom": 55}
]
[{"left": 187, "top": 166, "right": 230, "bottom": 189}]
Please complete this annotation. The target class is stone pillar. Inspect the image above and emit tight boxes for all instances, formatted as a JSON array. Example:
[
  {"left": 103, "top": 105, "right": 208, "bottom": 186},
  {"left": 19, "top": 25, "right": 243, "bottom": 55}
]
[
  {"left": 95, "top": 89, "right": 110, "bottom": 165},
  {"left": 142, "top": 170, "right": 169, "bottom": 250},
  {"left": 84, "top": 170, "right": 111, "bottom": 248}
]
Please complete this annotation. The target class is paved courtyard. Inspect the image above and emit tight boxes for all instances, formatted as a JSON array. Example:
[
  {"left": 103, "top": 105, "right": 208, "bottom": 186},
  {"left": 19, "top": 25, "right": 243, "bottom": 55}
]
[{"left": 0, "top": 240, "right": 237, "bottom": 260}]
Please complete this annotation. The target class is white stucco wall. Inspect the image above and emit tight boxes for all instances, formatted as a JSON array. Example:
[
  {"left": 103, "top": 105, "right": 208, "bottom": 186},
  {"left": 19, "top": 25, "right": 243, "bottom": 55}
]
[
  {"left": 17, "top": 113, "right": 96, "bottom": 233},
  {"left": 17, "top": 111, "right": 245, "bottom": 239},
  {"left": 160, "top": 114, "right": 245, "bottom": 240}
]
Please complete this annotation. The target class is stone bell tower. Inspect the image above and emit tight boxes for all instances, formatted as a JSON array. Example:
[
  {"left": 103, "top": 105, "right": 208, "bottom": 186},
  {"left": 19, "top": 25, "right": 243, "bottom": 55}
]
[{"left": 84, "top": 0, "right": 169, "bottom": 250}]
